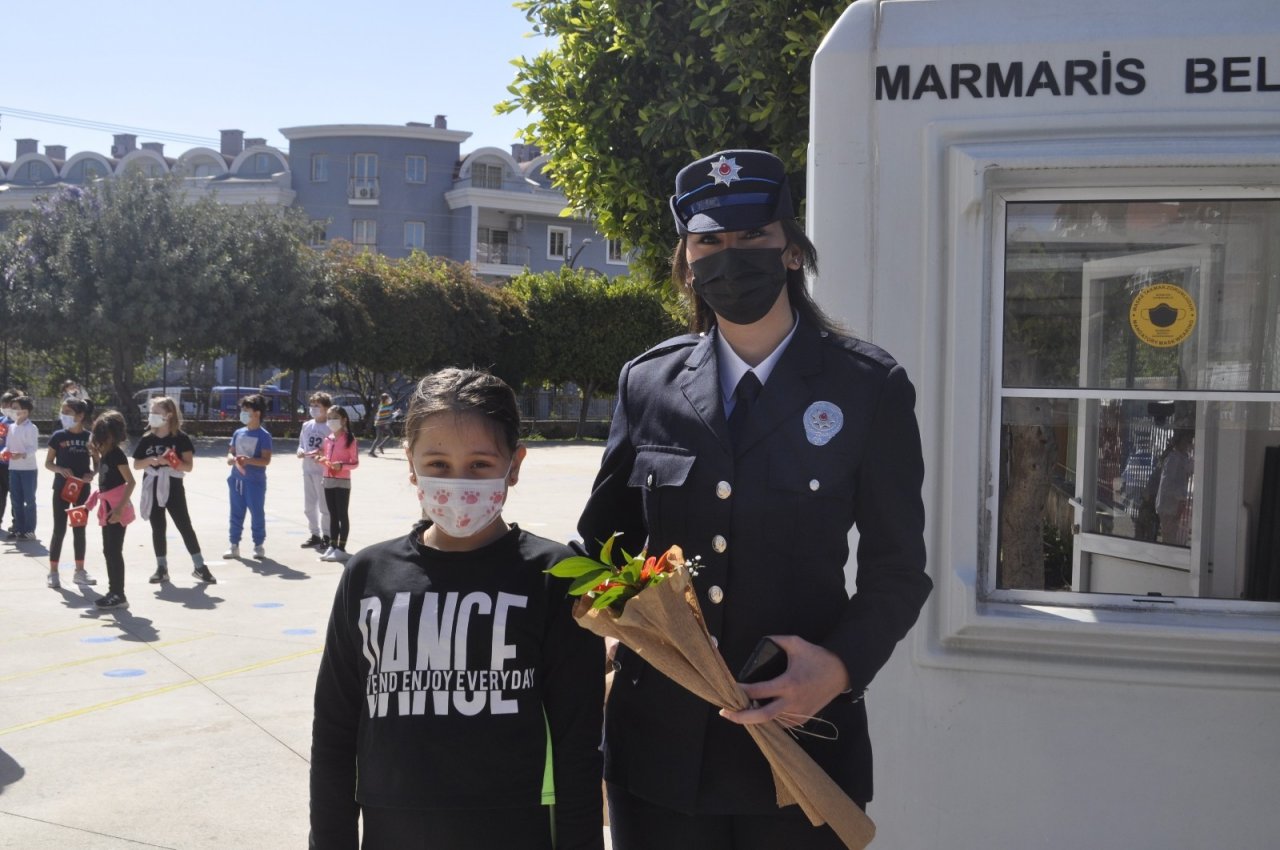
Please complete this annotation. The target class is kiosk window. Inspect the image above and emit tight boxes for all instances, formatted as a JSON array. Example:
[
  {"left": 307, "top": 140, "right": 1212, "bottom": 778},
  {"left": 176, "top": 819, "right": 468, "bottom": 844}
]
[{"left": 996, "top": 199, "right": 1280, "bottom": 603}]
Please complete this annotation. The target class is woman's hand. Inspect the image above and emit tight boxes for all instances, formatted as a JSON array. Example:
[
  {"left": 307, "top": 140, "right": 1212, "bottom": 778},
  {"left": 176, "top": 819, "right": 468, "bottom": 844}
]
[{"left": 719, "top": 635, "right": 851, "bottom": 728}]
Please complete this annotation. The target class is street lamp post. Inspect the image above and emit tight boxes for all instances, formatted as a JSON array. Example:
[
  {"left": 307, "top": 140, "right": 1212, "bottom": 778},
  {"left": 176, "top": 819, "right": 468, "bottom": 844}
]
[{"left": 566, "top": 237, "right": 592, "bottom": 269}]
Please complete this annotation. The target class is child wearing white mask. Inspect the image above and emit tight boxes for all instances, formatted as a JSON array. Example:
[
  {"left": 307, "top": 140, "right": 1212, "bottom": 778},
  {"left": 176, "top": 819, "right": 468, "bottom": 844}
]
[
  {"left": 309, "top": 367, "right": 605, "bottom": 850},
  {"left": 297, "top": 392, "right": 333, "bottom": 550},
  {"left": 317, "top": 405, "right": 359, "bottom": 562},
  {"left": 133, "top": 397, "right": 216, "bottom": 584},
  {"left": 44, "top": 397, "right": 96, "bottom": 588},
  {"left": 224, "top": 394, "right": 272, "bottom": 561}
]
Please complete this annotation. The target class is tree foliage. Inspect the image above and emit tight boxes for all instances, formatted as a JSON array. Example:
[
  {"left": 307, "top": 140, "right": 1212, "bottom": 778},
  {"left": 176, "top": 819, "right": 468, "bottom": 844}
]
[
  {"left": 500, "top": 0, "right": 846, "bottom": 280},
  {"left": 508, "top": 266, "right": 682, "bottom": 436},
  {"left": 2, "top": 170, "right": 329, "bottom": 428}
]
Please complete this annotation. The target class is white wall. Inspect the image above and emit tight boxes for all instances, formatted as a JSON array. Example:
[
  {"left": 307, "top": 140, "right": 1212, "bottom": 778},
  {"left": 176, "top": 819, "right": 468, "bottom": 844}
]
[{"left": 810, "top": 2, "right": 1280, "bottom": 847}]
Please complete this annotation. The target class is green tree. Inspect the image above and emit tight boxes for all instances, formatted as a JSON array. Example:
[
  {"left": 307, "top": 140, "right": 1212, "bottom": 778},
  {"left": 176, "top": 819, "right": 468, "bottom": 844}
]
[
  {"left": 509, "top": 266, "right": 682, "bottom": 437},
  {"left": 500, "top": 0, "right": 845, "bottom": 280}
]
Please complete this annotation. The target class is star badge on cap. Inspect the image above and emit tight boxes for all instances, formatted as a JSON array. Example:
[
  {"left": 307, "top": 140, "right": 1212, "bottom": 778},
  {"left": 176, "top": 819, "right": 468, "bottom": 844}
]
[{"left": 708, "top": 155, "right": 743, "bottom": 186}]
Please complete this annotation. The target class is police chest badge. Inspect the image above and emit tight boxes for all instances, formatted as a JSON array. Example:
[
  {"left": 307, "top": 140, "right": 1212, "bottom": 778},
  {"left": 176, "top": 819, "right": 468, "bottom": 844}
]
[{"left": 803, "top": 401, "right": 843, "bottom": 446}]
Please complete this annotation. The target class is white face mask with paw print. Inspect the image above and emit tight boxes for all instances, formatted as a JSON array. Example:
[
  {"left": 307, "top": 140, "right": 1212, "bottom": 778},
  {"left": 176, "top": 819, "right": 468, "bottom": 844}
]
[{"left": 415, "top": 466, "right": 510, "bottom": 538}]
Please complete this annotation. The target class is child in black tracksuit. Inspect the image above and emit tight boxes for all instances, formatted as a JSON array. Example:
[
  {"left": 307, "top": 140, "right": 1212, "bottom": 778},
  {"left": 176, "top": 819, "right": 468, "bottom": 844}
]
[{"left": 309, "top": 368, "right": 604, "bottom": 850}]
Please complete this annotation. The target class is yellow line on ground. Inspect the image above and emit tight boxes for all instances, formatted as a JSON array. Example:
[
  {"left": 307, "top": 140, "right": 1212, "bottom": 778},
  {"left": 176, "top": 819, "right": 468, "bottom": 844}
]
[
  {"left": 0, "top": 622, "right": 97, "bottom": 644},
  {"left": 0, "top": 633, "right": 214, "bottom": 683},
  {"left": 0, "top": 647, "right": 321, "bottom": 737}
]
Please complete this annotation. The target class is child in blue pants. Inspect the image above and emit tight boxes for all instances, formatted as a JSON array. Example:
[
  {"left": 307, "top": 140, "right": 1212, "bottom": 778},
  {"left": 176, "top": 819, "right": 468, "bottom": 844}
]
[{"left": 224, "top": 393, "right": 272, "bottom": 560}]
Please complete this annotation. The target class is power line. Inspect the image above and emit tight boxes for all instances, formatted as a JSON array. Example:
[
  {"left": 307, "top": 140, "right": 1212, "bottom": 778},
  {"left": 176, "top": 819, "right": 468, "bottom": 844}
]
[{"left": 0, "top": 106, "right": 222, "bottom": 147}]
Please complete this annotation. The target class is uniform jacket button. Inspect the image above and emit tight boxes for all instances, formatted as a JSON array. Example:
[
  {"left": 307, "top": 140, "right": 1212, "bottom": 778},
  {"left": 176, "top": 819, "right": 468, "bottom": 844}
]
[
  {"left": 716, "top": 481, "right": 732, "bottom": 499},
  {"left": 712, "top": 534, "right": 727, "bottom": 553},
  {"left": 708, "top": 585, "right": 724, "bottom": 604}
]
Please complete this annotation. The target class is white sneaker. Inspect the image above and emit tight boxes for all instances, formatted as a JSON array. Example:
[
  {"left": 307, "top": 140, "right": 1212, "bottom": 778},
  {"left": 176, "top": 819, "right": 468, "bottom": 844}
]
[
  {"left": 253, "top": 545, "right": 266, "bottom": 560},
  {"left": 332, "top": 548, "right": 351, "bottom": 563},
  {"left": 73, "top": 570, "right": 98, "bottom": 586},
  {"left": 319, "top": 547, "right": 336, "bottom": 561},
  {"left": 223, "top": 545, "right": 240, "bottom": 559},
  {"left": 47, "top": 572, "right": 60, "bottom": 589}
]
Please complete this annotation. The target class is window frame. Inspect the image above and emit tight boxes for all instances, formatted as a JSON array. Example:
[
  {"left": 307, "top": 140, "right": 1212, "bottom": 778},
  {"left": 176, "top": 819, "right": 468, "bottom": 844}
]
[
  {"left": 473, "top": 162, "right": 503, "bottom": 190},
  {"left": 922, "top": 125, "right": 1280, "bottom": 680},
  {"left": 404, "top": 220, "right": 426, "bottom": 251},
  {"left": 353, "top": 219, "right": 377, "bottom": 249},
  {"left": 311, "top": 153, "right": 329, "bottom": 182},
  {"left": 405, "top": 155, "right": 427, "bottom": 184},
  {"left": 547, "top": 226, "right": 570, "bottom": 261},
  {"left": 606, "top": 237, "right": 627, "bottom": 265},
  {"left": 986, "top": 188, "right": 1280, "bottom": 617}
]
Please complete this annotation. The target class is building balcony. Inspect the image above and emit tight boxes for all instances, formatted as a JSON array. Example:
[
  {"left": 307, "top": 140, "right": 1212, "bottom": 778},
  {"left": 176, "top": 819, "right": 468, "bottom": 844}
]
[
  {"left": 348, "top": 177, "right": 379, "bottom": 204},
  {"left": 477, "top": 242, "right": 530, "bottom": 266}
]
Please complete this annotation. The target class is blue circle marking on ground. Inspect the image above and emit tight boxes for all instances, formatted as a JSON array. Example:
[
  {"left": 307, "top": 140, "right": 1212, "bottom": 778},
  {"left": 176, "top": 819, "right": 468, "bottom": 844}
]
[
  {"left": 81, "top": 635, "right": 120, "bottom": 644},
  {"left": 103, "top": 668, "right": 146, "bottom": 678},
  {"left": 283, "top": 628, "right": 317, "bottom": 636},
  {"left": 254, "top": 602, "right": 285, "bottom": 609}
]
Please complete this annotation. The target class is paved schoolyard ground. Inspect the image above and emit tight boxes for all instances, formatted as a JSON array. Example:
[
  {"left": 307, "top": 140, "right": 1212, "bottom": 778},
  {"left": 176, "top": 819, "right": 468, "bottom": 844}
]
[{"left": 0, "top": 438, "right": 605, "bottom": 849}]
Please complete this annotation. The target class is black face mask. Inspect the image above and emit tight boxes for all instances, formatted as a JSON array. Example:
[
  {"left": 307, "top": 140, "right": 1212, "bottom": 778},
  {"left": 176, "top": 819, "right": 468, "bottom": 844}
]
[{"left": 690, "top": 247, "right": 788, "bottom": 326}]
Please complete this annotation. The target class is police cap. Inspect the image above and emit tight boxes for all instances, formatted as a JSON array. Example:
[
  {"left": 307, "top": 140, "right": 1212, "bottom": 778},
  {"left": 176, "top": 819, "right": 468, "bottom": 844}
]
[{"left": 669, "top": 149, "right": 794, "bottom": 235}]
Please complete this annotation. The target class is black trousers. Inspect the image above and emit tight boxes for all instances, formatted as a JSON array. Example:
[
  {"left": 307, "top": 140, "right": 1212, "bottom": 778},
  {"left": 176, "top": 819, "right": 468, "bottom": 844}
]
[
  {"left": 606, "top": 782, "right": 853, "bottom": 850},
  {"left": 102, "top": 522, "right": 127, "bottom": 595},
  {"left": 50, "top": 485, "right": 89, "bottom": 563},
  {"left": 358, "top": 805, "right": 552, "bottom": 850},
  {"left": 323, "top": 486, "right": 351, "bottom": 548},
  {"left": 0, "top": 465, "right": 9, "bottom": 525},
  {"left": 147, "top": 478, "right": 202, "bottom": 558}
]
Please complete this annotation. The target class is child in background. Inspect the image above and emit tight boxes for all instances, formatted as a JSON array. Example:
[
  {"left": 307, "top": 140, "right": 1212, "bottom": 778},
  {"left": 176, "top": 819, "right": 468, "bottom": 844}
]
[
  {"left": 309, "top": 368, "right": 604, "bottom": 850},
  {"left": 368, "top": 392, "right": 394, "bottom": 457},
  {"left": 225, "top": 393, "right": 272, "bottom": 560},
  {"left": 0, "top": 390, "right": 16, "bottom": 534},
  {"left": 44, "top": 397, "right": 96, "bottom": 588},
  {"left": 5, "top": 395, "right": 40, "bottom": 541},
  {"left": 297, "top": 392, "right": 332, "bottom": 550},
  {"left": 88, "top": 411, "right": 135, "bottom": 610},
  {"left": 133, "top": 397, "right": 217, "bottom": 585},
  {"left": 317, "top": 405, "right": 358, "bottom": 562}
]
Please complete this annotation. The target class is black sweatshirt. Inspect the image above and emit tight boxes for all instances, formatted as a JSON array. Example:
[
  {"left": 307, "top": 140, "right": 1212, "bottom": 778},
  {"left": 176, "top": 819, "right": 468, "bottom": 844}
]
[{"left": 309, "top": 523, "right": 605, "bottom": 849}]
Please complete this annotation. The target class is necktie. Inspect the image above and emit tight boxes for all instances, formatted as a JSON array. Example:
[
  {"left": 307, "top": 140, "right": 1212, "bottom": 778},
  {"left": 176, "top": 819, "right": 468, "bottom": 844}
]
[{"left": 727, "top": 371, "right": 763, "bottom": 447}]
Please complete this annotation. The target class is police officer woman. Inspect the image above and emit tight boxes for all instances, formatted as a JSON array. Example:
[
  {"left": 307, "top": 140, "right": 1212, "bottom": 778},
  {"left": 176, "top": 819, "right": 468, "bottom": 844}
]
[{"left": 577, "top": 149, "right": 932, "bottom": 848}]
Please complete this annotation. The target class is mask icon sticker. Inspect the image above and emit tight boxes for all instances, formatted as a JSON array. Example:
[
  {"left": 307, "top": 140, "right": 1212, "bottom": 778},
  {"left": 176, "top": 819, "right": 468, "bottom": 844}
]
[{"left": 1130, "top": 283, "right": 1197, "bottom": 348}]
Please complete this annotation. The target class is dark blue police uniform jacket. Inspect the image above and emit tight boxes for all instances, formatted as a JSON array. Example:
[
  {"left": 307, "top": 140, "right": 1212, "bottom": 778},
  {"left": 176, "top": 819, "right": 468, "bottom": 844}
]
[{"left": 577, "top": 318, "right": 932, "bottom": 812}]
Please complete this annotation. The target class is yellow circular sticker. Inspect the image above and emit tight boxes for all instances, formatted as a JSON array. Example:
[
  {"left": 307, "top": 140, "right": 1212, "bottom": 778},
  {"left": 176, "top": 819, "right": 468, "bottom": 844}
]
[{"left": 1129, "top": 283, "right": 1197, "bottom": 348}]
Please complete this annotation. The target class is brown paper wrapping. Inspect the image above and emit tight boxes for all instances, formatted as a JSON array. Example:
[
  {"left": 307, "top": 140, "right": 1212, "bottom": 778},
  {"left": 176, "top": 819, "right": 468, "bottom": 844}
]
[{"left": 575, "top": 567, "right": 876, "bottom": 849}]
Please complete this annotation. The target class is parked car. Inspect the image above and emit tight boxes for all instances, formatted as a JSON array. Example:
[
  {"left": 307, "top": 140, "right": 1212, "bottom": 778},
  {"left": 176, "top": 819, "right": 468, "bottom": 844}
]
[{"left": 329, "top": 394, "right": 367, "bottom": 423}]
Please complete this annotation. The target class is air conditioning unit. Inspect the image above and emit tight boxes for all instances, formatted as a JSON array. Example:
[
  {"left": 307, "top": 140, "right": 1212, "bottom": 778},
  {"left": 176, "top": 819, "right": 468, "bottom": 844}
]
[
  {"left": 510, "top": 214, "right": 525, "bottom": 232},
  {"left": 357, "top": 186, "right": 373, "bottom": 199}
]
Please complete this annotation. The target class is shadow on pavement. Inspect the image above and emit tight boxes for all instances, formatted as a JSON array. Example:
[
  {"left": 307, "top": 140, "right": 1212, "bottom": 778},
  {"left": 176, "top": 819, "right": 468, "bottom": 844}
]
[
  {"left": 0, "top": 747, "right": 25, "bottom": 794},
  {"left": 154, "top": 582, "right": 225, "bottom": 610}
]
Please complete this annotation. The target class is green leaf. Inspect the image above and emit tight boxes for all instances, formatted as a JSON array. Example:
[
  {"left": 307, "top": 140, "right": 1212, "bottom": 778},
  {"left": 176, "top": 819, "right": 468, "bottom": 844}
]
[
  {"left": 592, "top": 586, "right": 628, "bottom": 610},
  {"left": 600, "top": 532, "right": 620, "bottom": 565},
  {"left": 569, "top": 568, "right": 615, "bottom": 595},
  {"left": 547, "top": 556, "right": 612, "bottom": 578}
]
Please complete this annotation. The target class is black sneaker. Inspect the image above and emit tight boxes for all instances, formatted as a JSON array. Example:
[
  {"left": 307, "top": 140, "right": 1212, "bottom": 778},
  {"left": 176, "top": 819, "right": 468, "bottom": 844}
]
[
  {"left": 193, "top": 565, "right": 217, "bottom": 584},
  {"left": 149, "top": 568, "right": 170, "bottom": 584},
  {"left": 300, "top": 535, "right": 324, "bottom": 548},
  {"left": 94, "top": 592, "right": 129, "bottom": 610}
]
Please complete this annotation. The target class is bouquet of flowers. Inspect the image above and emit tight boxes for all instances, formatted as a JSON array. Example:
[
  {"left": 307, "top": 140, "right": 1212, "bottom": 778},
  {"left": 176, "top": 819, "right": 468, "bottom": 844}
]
[
  {"left": 163, "top": 447, "right": 182, "bottom": 469},
  {"left": 549, "top": 535, "right": 875, "bottom": 850}
]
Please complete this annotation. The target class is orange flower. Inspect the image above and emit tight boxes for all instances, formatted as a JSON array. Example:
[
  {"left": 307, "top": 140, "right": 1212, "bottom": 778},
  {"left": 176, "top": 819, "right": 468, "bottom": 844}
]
[{"left": 640, "top": 556, "right": 658, "bottom": 582}]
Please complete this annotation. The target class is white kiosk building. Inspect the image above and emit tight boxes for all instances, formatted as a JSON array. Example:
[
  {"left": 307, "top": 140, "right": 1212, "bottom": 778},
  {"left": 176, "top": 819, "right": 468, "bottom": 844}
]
[{"left": 810, "top": 1, "right": 1279, "bottom": 846}]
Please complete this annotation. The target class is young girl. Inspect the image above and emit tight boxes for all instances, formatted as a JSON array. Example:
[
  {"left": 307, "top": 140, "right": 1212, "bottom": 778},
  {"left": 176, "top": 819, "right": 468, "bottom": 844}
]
[
  {"left": 44, "top": 397, "right": 96, "bottom": 588},
  {"left": 309, "top": 368, "right": 605, "bottom": 850},
  {"left": 5, "top": 395, "right": 40, "bottom": 541},
  {"left": 88, "top": 411, "right": 136, "bottom": 610},
  {"left": 317, "top": 405, "right": 359, "bottom": 563},
  {"left": 133, "top": 397, "right": 216, "bottom": 585}
]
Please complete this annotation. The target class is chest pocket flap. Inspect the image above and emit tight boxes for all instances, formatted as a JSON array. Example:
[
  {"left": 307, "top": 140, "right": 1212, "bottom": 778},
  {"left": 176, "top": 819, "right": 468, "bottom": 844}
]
[{"left": 628, "top": 447, "right": 695, "bottom": 489}]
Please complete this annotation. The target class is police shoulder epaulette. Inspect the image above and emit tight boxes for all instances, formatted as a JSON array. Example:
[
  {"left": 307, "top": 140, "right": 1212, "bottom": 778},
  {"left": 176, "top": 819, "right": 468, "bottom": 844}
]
[
  {"left": 818, "top": 329, "right": 900, "bottom": 373},
  {"left": 631, "top": 332, "right": 701, "bottom": 364}
]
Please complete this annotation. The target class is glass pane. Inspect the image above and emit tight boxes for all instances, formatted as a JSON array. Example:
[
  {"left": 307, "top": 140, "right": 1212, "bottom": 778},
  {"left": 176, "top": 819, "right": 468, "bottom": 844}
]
[
  {"left": 998, "top": 396, "right": 1280, "bottom": 600},
  {"left": 1004, "top": 200, "right": 1280, "bottom": 391}
]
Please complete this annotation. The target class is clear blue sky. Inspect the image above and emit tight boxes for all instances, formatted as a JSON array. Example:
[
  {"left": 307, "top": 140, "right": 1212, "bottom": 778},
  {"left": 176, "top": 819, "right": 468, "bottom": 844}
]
[{"left": 1, "top": 0, "right": 549, "bottom": 160}]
